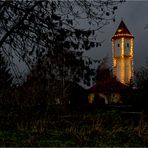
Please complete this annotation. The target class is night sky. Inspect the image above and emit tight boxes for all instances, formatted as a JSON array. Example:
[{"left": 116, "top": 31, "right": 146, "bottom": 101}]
[
  {"left": 85, "top": 1, "right": 148, "bottom": 71},
  {"left": 17, "top": 1, "right": 148, "bottom": 78}
]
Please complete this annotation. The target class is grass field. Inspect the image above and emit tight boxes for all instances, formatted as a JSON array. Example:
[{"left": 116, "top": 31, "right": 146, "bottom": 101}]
[{"left": 0, "top": 109, "right": 148, "bottom": 147}]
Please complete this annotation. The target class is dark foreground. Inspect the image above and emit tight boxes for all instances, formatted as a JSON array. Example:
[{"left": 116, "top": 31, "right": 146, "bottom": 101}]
[{"left": 0, "top": 107, "right": 148, "bottom": 147}]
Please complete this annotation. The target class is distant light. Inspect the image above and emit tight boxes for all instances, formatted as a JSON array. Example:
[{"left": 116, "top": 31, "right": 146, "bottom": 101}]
[{"left": 118, "top": 29, "right": 122, "bottom": 32}]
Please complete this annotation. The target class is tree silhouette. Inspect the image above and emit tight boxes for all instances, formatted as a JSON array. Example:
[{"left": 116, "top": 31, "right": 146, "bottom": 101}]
[
  {"left": 0, "top": 1, "right": 124, "bottom": 104},
  {"left": 135, "top": 67, "right": 148, "bottom": 89},
  {"left": 0, "top": 50, "right": 13, "bottom": 89},
  {"left": 0, "top": 1, "right": 124, "bottom": 81}
]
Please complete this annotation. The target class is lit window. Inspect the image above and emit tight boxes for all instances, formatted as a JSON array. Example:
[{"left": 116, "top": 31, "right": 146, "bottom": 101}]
[{"left": 118, "top": 29, "right": 122, "bottom": 33}]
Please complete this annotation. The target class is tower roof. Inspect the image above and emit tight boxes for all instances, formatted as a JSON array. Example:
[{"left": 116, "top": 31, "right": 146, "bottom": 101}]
[{"left": 112, "top": 20, "right": 134, "bottom": 39}]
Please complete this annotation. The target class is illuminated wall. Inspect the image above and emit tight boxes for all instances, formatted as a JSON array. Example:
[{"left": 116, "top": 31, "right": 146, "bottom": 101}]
[{"left": 112, "top": 37, "right": 134, "bottom": 84}]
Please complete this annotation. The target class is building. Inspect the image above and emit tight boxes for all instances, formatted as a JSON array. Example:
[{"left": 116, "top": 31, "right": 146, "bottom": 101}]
[
  {"left": 87, "top": 21, "right": 133, "bottom": 105},
  {"left": 88, "top": 77, "right": 126, "bottom": 104},
  {"left": 87, "top": 62, "right": 126, "bottom": 105},
  {"left": 112, "top": 20, "right": 134, "bottom": 84}
]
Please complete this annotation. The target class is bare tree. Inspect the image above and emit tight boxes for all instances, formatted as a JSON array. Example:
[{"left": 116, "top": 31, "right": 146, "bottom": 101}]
[
  {"left": 0, "top": 0, "right": 123, "bottom": 74},
  {"left": 0, "top": 0, "right": 125, "bottom": 103}
]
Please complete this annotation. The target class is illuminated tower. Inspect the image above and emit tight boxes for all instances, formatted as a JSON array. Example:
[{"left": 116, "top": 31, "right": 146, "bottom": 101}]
[{"left": 112, "top": 20, "right": 134, "bottom": 84}]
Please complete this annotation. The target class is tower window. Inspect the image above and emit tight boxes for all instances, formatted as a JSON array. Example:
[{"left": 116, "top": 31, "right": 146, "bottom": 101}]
[
  {"left": 118, "top": 44, "right": 120, "bottom": 47},
  {"left": 127, "top": 43, "right": 129, "bottom": 47}
]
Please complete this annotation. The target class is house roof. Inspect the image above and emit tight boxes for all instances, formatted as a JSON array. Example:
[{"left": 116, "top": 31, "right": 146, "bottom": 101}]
[
  {"left": 88, "top": 78, "right": 126, "bottom": 93},
  {"left": 112, "top": 20, "right": 134, "bottom": 39}
]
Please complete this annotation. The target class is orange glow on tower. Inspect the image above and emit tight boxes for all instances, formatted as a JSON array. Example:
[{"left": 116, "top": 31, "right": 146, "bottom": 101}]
[{"left": 112, "top": 20, "right": 134, "bottom": 84}]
